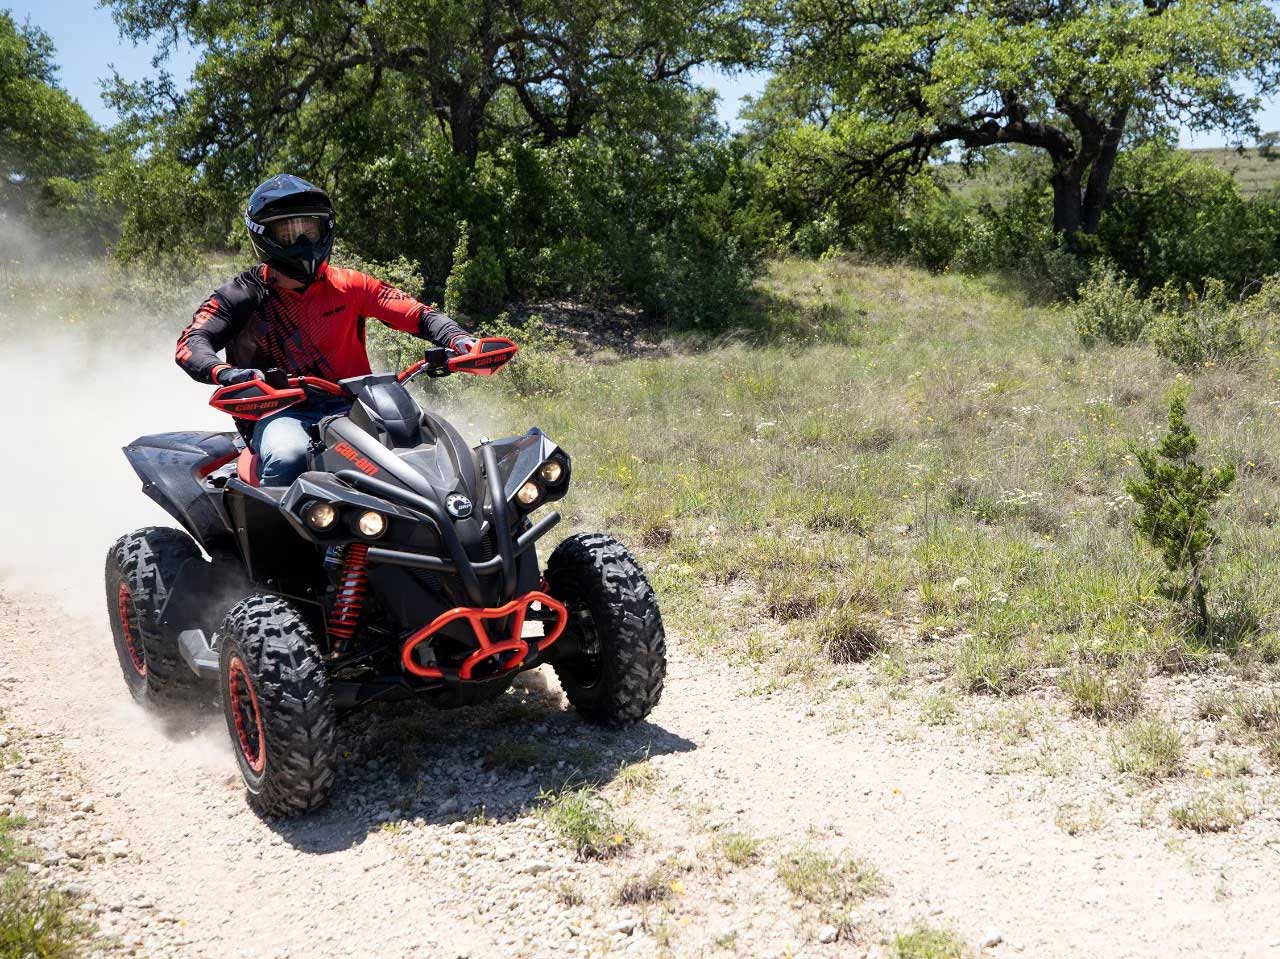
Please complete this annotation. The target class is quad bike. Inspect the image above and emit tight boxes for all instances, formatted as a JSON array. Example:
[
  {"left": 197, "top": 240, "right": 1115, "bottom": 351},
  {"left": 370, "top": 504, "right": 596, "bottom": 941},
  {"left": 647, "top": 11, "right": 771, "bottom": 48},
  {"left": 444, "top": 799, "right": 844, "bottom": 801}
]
[{"left": 105, "top": 338, "right": 665, "bottom": 816}]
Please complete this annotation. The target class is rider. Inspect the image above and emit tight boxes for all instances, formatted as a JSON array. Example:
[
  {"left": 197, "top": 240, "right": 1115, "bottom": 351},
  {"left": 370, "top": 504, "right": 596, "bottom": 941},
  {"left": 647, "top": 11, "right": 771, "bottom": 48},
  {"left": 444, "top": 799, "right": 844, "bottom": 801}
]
[{"left": 175, "top": 174, "right": 476, "bottom": 486}]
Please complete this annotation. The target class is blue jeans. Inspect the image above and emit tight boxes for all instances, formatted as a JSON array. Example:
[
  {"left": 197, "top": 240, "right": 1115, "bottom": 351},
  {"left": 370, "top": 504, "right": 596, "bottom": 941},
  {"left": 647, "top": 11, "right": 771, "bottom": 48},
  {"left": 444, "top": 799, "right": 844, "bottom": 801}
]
[{"left": 251, "top": 400, "right": 350, "bottom": 487}]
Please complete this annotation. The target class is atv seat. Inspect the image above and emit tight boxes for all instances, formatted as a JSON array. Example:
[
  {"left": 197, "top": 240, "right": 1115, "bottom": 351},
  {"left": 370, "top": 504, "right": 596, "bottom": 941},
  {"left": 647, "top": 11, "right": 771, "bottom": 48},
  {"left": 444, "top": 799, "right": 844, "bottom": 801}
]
[{"left": 236, "top": 448, "right": 262, "bottom": 487}]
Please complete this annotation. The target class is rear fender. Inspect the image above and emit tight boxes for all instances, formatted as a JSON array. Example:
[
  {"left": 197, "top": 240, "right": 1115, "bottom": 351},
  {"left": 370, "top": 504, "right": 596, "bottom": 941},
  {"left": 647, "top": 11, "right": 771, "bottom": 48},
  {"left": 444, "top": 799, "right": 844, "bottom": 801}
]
[{"left": 123, "top": 431, "right": 239, "bottom": 551}]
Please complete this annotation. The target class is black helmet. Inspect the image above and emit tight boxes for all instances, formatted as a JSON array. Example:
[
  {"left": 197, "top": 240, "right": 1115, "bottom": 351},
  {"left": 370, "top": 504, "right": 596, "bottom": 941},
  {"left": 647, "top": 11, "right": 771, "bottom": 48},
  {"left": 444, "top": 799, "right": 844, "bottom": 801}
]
[{"left": 244, "top": 174, "right": 335, "bottom": 282}]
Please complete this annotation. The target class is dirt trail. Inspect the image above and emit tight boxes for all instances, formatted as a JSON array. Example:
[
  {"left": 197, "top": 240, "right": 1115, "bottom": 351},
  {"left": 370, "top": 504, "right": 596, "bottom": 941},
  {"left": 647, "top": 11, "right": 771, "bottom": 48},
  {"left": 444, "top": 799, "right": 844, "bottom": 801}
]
[{"left": 2, "top": 584, "right": 1278, "bottom": 959}]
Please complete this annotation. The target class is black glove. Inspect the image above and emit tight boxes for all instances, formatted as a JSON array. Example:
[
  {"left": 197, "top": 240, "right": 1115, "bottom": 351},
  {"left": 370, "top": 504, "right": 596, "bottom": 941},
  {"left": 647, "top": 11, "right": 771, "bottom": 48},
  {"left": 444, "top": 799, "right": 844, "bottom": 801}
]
[
  {"left": 216, "top": 367, "right": 264, "bottom": 386},
  {"left": 449, "top": 334, "right": 478, "bottom": 355}
]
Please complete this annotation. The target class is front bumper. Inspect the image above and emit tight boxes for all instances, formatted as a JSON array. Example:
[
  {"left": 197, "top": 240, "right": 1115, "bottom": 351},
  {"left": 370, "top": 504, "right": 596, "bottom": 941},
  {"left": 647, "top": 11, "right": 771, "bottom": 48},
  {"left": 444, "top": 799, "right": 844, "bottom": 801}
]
[{"left": 400, "top": 590, "right": 568, "bottom": 681}]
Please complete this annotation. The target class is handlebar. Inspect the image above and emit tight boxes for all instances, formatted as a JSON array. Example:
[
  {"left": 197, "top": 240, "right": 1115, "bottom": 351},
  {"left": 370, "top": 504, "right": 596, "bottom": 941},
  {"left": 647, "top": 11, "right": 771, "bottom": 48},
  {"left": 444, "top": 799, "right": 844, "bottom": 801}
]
[{"left": 208, "top": 336, "right": 519, "bottom": 420}]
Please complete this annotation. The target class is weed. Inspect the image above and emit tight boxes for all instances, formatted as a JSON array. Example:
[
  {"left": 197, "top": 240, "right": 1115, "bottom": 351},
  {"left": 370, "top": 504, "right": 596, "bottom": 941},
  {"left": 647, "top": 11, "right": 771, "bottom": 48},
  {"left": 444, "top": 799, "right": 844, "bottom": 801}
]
[
  {"left": 0, "top": 815, "right": 90, "bottom": 959},
  {"left": 616, "top": 861, "right": 682, "bottom": 905},
  {"left": 1110, "top": 718, "right": 1184, "bottom": 780},
  {"left": 614, "top": 759, "right": 659, "bottom": 798},
  {"left": 538, "top": 785, "right": 631, "bottom": 859},
  {"left": 714, "top": 831, "right": 763, "bottom": 867},
  {"left": 1060, "top": 664, "right": 1144, "bottom": 720},
  {"left": 890, "top": 924, "right": 970, "bottom": 959},
  {"left": 817, "top": 607, "right": 884, "bottom": 664},
  {"left": 1170, "top": 790, "right": 1248, "bottom": 832},
  {"left": 1054, "top": 801, "right": 1106, "bottom": 835},
  {"left": 920, "top": 692, "right": 958, "bottom": 726},
  {"left": 0, "top": 876, "right": 88, "bottom": 959},
  {"left": 776, "top": 846, "right": 882, "bottom": 912},
  {"left": 555, "top": 880, "right": 585, "bottom": 907}
]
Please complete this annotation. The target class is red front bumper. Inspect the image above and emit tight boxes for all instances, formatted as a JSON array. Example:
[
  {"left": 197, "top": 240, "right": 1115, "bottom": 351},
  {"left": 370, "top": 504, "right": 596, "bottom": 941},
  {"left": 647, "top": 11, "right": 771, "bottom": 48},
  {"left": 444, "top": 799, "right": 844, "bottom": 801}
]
[{"left": 400, "top": 590, "right": 568, "bottom": 681}]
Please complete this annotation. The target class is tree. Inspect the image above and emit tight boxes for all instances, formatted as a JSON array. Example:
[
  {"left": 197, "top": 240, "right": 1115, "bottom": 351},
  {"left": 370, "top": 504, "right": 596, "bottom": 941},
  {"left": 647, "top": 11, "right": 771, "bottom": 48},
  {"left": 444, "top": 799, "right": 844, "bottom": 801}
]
[
  {"left": 1127, "top": 387, "right": 1234, "bottom": 638},
  {"left": 106, "top": 0, "right": 759, "bottom": 175},
  {"left": 766, "top": 0, "right": 1280, "bottom": 240},
  {"left": 0, "top": 11, "right": 99, "bottom": 213}
]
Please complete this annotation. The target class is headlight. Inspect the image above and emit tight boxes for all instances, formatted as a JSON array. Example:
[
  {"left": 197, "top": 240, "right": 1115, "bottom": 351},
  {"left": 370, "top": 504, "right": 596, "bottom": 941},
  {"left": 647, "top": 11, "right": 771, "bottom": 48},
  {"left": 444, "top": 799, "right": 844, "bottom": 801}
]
[
  {"left": 538, "top": 460, "right": 564, "bottom": 484},
  {"left": 516, "top": 481, "right": 541, "bottom": 506},
  {"left": 357, "top": 510, "right": 386, "bottom": 538},
  {"left": 304, "top": 502, "right": 337, "bottom": 530}
]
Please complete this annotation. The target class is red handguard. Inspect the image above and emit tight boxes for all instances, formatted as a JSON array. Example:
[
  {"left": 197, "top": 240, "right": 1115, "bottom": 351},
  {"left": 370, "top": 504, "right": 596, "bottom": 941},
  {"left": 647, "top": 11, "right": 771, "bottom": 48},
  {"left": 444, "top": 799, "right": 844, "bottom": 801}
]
[
  {"left": 448, "top": 337, "right": 518, "bottom": 376},
  {"left": 209, "top": 375, "right": 346, "bottom": 420}
]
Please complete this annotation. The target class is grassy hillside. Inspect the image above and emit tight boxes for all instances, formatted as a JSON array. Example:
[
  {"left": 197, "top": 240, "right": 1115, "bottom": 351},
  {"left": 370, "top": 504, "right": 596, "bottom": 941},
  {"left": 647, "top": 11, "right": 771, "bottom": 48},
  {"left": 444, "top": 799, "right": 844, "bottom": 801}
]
[
  {"left": 946, "top": 145, "right": 1280, "bottom": 198},
  {"left": 427, "top": 256, "right": 1280, "bottom": 756},
  {"left": 1189, "top": 146, "right": 1280, "bottom": 196}
]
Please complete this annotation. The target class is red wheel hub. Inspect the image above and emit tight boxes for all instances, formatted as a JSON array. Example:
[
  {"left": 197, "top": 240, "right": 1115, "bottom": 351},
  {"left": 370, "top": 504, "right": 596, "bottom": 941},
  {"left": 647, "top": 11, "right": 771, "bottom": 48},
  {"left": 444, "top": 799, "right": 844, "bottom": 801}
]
[
  {"left": 228, "top": 656, "right": 266, "bottom": 774},
  {"left": 117, "top": 583, "right": 146, "bottom": 677}
]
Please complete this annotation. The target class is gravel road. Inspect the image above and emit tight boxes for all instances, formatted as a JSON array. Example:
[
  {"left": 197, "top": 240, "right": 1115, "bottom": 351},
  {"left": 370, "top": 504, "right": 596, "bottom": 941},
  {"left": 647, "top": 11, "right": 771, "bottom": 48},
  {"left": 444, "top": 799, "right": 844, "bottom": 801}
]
[{"left": 2, "top": 583, "right": 1279, "bottom": 959}]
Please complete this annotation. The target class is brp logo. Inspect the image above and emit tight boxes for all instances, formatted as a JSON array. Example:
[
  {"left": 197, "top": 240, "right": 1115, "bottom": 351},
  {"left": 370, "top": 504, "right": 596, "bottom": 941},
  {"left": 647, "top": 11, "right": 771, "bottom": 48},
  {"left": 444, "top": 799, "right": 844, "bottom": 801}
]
[{"left": 446, "top": 493, "right": 473, "bottom": 519}]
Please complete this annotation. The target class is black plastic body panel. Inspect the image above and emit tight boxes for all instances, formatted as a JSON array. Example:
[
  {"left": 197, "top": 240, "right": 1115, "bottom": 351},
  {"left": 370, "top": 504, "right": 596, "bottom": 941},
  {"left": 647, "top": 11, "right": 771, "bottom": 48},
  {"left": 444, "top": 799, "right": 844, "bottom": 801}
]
[{"left": 123, "top": 431, "right": 239, "bottom": 550}]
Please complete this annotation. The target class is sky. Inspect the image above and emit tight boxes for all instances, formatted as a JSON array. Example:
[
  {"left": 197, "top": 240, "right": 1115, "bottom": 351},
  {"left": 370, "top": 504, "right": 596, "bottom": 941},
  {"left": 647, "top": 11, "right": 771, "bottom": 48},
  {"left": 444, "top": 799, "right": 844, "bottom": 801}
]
[{"left": 8, "top": 0, "right": 1279, "bottom": 146}]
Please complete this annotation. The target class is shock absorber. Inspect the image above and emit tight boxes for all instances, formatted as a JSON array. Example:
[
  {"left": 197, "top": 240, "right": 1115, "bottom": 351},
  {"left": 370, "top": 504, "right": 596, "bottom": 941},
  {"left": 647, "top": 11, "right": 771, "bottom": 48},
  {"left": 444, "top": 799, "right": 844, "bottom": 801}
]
[{"left": 327, "top": 543, "right": 370, "bottom": 653}]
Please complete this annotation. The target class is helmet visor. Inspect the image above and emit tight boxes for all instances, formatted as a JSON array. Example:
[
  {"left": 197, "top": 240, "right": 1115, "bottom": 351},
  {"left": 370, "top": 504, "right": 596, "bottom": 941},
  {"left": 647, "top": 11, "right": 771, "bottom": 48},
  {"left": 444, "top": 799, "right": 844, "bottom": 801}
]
[{"left": 267, "top": 215, "right": 329, "bottom": 246}]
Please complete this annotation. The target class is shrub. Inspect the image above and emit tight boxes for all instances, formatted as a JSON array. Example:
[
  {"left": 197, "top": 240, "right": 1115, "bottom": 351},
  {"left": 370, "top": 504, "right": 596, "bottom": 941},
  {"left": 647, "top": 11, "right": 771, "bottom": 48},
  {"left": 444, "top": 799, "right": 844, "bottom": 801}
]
[
  {"left": 1069, "top": 261, "right": 1153, "bottom": 345},
  {"left": 1145, "top": 278, "right": 1261, "bottom": 370},
  {"left": 1127, "top": 388, "right": 1236, "bottom": 637}
]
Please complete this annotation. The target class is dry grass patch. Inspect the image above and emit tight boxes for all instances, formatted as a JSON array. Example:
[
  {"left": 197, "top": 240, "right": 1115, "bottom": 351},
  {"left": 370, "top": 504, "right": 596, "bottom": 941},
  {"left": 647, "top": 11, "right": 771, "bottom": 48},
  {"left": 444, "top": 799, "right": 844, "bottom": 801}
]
[
  {"left": 777, "top": 846, "right": 882, "bottom": 932},
  {"left": 1170, "top": 790, "right": 1249, "bottom": 832},
  {"left": 1110, "top": 717, "right": 1184, "bottom": 780},
  {"left": 1060, "top": 664, "right": 1144, "bottom": 720}
]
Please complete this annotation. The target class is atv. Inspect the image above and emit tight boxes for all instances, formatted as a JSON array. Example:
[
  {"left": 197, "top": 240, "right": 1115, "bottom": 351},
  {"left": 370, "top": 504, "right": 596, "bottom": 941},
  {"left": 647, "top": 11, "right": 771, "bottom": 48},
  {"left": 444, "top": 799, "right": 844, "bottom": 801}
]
[{"left": 105, "top": 338, "right": 666, "bottom": 816}]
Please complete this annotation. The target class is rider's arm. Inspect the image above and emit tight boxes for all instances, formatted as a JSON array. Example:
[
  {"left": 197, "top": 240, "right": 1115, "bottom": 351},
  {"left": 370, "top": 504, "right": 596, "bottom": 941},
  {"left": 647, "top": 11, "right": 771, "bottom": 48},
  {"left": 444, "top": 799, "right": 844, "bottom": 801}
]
[
  {"left": 176, "top": 292, "right": 239, "bottom": 384},
  {"left": 353, "top": 272, "right": 469, "bottom": 350}
]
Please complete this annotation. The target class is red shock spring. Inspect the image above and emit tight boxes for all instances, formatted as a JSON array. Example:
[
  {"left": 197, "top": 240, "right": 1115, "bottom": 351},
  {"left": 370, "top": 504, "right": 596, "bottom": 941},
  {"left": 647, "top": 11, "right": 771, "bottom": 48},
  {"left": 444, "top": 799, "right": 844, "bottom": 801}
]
[{"left": 328, "top": 543, "right": 370, "bottom": 651}]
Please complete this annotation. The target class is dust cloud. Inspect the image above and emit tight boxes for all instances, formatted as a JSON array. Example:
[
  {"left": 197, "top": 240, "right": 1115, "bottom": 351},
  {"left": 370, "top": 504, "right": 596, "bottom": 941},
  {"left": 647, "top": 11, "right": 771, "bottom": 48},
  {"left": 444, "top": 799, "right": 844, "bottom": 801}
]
[{"left": 0, "top": 217, "right": 222, "bottom": 614}]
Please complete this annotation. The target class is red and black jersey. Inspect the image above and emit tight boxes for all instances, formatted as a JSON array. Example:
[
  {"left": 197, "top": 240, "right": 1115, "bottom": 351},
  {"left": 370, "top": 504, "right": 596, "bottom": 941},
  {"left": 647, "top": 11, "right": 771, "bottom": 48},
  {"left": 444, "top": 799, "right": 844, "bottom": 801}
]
[{"left": 175, "top": 262, "right": 466, "bottom": 384}]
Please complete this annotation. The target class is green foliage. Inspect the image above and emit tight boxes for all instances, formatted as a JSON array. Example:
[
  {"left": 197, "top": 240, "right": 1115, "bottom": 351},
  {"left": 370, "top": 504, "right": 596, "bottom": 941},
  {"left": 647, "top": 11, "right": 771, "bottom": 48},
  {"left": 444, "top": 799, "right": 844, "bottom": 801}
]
[
  {"left": 767, "top": 0, "right": 1280, "bottom": 245},
  {"left": 101, "top": 0, "right": 764, "bottom": 325},
  {"left": 0, "top": 11, "right": 106, "bottom": 249},
  {"left": 1127, "top": 389, "right": 1236, "bottom": 636},
  {"left": 1145, "top": 279, "right": 1262, "bottom": 370},
  {"left": 889, "top": 925, "right": 969, "bottom": 959},
  {"left": 538, "top": 785, "right": 631, "bottom": 860},
  {"left": 1095, "top": 143, "right": 1280, "bottom": 294},
  {"left": 1070, "top": 262, "right": 1154, "bottom": 346}
]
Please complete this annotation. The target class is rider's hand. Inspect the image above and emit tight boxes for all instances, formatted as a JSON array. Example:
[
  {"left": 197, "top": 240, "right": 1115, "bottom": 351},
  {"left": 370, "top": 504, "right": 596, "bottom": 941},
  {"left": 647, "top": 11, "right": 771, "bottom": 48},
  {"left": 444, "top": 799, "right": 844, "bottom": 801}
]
[
  {"left": 216, "top": 367, "right": 264, "bottom": 386},
  {"left": 449, "top": 334, "right": 478, "bottom": 355}
]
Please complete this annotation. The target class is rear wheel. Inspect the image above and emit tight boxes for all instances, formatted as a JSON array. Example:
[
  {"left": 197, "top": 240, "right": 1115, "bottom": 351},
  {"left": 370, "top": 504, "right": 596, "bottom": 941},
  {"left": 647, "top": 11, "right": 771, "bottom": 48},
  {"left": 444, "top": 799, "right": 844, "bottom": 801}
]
[
  {"left": 546, "top": 533, "right": 665, "bottom": 726},
  {"left": 217, "top": 594, "right": 336, "bottom": 817},
  {"left": 105, "top": 527, "right": 201, "bottom": 707}
]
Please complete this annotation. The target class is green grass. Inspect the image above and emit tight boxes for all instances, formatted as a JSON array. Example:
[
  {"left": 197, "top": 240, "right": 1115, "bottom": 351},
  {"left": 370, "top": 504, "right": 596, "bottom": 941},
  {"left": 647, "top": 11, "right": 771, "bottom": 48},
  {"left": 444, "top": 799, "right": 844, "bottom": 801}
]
[
  {"left": 0, "top": 813, "right": 90, "bottom": 959},
  {"left": 776, "top": 846, "right": 882, "bottom": 931},
  {"left": 1170, "top": 790, "right": 1249, "bottom": 832},
  {"left": 890, "top": 925, "right": 970, "bottom": 959},
  {"left": 1110, "top": 718, "right": 1184, "bottom": 781},
  {"left": 418, "top": 254, "right": 1280, "bottom": 717},
  {"left": 713, "top": 831, "right": 763, "bottom": 867},
  {"left": 538, "top": 785, "right": 631, "bottom": 859}
]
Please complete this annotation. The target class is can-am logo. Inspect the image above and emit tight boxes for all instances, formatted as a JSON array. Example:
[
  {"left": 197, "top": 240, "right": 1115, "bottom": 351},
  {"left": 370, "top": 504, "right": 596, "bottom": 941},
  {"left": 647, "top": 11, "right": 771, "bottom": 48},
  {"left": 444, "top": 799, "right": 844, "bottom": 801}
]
[
  {"left": 446, "top": 493, "right": 473, "bottom": 518},
  {"left": 333, "top": 442, "right": 379, "bottom": 477}
]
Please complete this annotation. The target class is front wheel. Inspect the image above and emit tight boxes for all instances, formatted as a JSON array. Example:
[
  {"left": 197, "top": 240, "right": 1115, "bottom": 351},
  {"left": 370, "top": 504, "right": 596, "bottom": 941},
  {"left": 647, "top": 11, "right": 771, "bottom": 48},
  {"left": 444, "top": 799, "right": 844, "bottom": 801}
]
[
  {"left": 546, "top": 533, "right": 666, "bottom": 727},
  {"left": 217, "top": 594, "right": 337, "bottom": 817}
]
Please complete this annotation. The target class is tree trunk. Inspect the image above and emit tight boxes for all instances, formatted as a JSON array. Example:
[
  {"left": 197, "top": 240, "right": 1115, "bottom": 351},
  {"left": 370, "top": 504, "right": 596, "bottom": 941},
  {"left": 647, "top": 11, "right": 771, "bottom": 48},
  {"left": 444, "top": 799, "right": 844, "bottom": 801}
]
[
  {"left": 1081, "top": 109, "right": 1128, "bottom": 234},
  {"left": 1051, "top": 169, "right": 1083, "bottom": 238}
]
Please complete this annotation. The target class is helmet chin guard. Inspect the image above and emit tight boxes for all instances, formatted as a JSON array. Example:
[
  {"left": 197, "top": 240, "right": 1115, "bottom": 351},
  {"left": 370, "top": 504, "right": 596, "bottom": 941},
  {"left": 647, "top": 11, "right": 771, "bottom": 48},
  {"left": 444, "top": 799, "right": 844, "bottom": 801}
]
[{"left": 245, "top": 173, "right": 335, "bottom": 282}]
